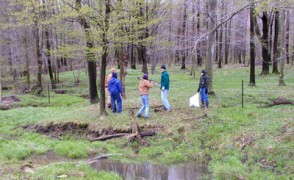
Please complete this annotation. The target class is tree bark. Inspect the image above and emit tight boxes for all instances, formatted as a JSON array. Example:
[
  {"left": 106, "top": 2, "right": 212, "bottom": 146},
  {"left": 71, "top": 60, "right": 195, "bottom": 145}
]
[
  {"left": 260, "top": 12, "right": 270, "bottom": 75},
  {"left": 34, "top": 21, "right": 43, "bottom": 93},
  {"left": 205, "top": 0, "right": 217, "bottom": 93},
  {"left": 24, "top": 28, "right": 31, "bottom": 87},
  {"left": 279, "top": 10, "right": 286, "bottom": 86},
  {"left": 180, "top": 0, "right": 188, "bottom": 69},
  {"left": 285, "top": 10, "right": 290, "bottom": 64},
  {"left": 99, "top": 0, "right": 111, "bottom": 117},
  {"left": 249, "top": 3, "right": 256, "bottom": 86},
  {"left": 137, "top": 2, "right": 148, "bottom": 74},
  {"left": 272, "top": 10, "right": 279, "bottom": 74},
  {"left": 76, "top": 0, "right": 99, "bottom": 104},
  {"left": 45, "top": 27, "right": 56, "bottom": 89}
]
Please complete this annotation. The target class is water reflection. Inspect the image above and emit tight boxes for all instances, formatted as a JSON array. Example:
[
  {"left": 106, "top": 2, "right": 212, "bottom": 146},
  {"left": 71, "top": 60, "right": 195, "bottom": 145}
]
[{"left": 90, "top": 159, "right": 207, "bottom": 180}]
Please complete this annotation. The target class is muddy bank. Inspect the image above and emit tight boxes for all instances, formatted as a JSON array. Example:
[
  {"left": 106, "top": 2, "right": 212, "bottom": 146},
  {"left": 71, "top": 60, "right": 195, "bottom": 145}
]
[
  {"left": 0, "top": 95, "right": 21, "bottom": 110},
  {"left": 23, "top": 121, "right": 164, "bottom": 140}
]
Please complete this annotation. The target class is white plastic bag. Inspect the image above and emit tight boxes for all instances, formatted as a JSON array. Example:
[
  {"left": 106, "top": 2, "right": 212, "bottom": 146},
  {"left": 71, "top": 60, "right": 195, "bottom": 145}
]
[{"left": 189, "top": 93, "right": 200, "bottom": 107}]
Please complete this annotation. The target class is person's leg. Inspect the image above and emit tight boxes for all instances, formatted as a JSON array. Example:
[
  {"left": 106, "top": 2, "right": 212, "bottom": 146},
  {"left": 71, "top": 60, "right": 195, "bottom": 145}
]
[
  {"left": 106, "top": 88, "right": 111, "bottom": 108},
  {"left": 144, "top": 95, "right": 150, "bottom": 118},
  {"left": 204, "top": 92, "right": 209, "bottom": 108},
  {"left": 200, "top": 88, "right": 205, "bottom": 108},
  {"left": 111, "top": 93, "right": 117, "bottom": 113},
  {"left": 137, "top": 95, "right": 145, "bottom": 117},
  {"left": 117, "top": 93, "right": 122, "bottom": 113},
  {"left": 161, "top": 90, "right": 171, "bottom": 111}
]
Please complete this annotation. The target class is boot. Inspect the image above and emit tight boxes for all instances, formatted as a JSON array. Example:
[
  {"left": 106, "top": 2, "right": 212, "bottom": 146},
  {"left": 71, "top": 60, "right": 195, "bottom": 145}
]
[
  {"left": 201, "top": 100, "right": 205, "bottom": 109},
  {"left": 206, "top": 102, "right": 209, "bottom": 108}
]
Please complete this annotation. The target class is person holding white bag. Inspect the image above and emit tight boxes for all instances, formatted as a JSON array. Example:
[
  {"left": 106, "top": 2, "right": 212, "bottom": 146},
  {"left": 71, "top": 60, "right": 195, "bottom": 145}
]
[{"left": 197, "top": 69, "right": 210, "bottom": 109}]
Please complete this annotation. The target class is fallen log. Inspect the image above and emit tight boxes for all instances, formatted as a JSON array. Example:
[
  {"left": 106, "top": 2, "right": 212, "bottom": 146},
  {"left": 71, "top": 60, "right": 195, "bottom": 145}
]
[
  {"left": 89, "top": 130, "right": 155, "bottom": 142},
  {"left": 263, "top": 97, "right": 294, "bottom": 108},
  {"left": 89, "top": 133, "right": 127, "bottom": 142},
  {"left": 139, "top": 130, "right": 155, "bottom": 137}
]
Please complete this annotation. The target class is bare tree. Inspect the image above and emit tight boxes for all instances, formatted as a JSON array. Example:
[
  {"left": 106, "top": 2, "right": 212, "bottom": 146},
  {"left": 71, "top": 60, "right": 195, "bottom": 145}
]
[
  {"left": 249, "top": 2, "right": 255, "bottom": 86},
  {"left": 279, "top": 9, "right": 286, "bottom": 86},
  {"left": 205, "top": 0, "right": 217, "bottom": 93}
]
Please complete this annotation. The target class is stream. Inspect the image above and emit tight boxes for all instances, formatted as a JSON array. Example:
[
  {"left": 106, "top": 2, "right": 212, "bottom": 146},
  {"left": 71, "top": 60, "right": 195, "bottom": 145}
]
[{"left": 90, "top": 159, "right": 208, "bottom": 180}]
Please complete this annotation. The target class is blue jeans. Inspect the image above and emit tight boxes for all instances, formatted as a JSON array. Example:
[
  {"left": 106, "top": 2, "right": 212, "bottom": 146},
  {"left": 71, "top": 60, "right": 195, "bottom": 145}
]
[
  {"left": 110, "top": 93, "right": 122, "bottom": 113},
  {"left": 200, "top": 88, "right": 209, "bottom": 105},
  {"left": 137, "top": 95, "right": 150, "bottom": 118},
  {"left": 161, "top": 90, "right": 171, "bottom": 110}
]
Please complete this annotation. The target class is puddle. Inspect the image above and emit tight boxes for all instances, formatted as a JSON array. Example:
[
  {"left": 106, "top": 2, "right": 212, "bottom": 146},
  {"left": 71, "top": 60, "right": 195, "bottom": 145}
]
[
  {"left": 27, "top": 150, "right": 69, "bottom": 165},
  {"left": 90, "top": 159, "right": 208, "bottom": 180}
]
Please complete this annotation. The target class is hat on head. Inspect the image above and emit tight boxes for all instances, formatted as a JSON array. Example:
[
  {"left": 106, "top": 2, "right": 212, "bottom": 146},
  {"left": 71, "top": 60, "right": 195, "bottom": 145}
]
[
  {"left": 112, "top": 72, "right": 117, "bottom": 78},
  {"left": 160, "top": 65, "right": 166, "bottom": 70},
  {"left": 143, "top": 74, "right": 148, "bottom": 80},
  {"left": 201, "top": 69, "right": 206, "bottom": 74}
]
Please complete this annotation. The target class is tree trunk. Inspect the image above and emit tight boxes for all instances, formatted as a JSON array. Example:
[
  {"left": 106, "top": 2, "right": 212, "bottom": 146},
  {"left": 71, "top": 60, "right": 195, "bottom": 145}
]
[
  {"left": 180, "top": 0, "right": 187, "bottom": 69},
  {"left": 190, "top": 1, "right": 196, "bottom": 77},
  {"left": 272, "top": 10, "right": 279, "bottom": 74},
  {"left": 196, "top": 10, "right": 202, "bottom": 66},
  {"left": 137, "top": 2, "right": 148, "bottom": 74},
  {"left": 76, "top": 0, "right": 99, "bottom": 104},
  {"left": 285, "top": 10, "right": 290, "bottom": 64},
  {"left": 218, "top": 25, "right": 223, "bottom": 68},
  {"left": 0, "top": 67, "right": 2, "bottom": 103},
  {"left": 130, "top": 43, "right": 136, "bottom": 69},
  {"left": 205, "top": 0, "right": 217, "bottom": 93},
  {"left": 249, "top": 3, "right": 256, "bottom": 86},
  {"left": 24, "top": 29, "right": 31, "bottom": 87},
  {"left": 99, "top": 0, "right": 111, "bottom": 117},
  {"left": 224, "top": 20, "right": 231, "bottom": 65},
  {"left": 45, "top": 27, "right": 56, "bottom": 89},
  {"left": 261, "top": 12, "right": 270, "bottom": 75},
  {"left": 35, "top": 22, "right": 43, "bottom": 93},
  {"left": 279, "top": 10, "right": 286, "bottom": 86}
]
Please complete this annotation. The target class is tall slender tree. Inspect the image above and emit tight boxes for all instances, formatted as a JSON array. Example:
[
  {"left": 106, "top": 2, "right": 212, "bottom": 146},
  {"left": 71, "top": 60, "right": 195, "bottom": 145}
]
[
  {"left": 279, "top": 9, "right": 286, "bottom": 86},
  {"left": 76, "top": 0, "right": 99, "bottom": 104},
  {"left": 249, "top": 2, "right": 256, "bottom": 86}
]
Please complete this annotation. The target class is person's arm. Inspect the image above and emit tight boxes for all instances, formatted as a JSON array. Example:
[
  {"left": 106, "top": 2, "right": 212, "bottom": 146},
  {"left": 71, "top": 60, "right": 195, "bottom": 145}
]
[{"left": 145, "top": 80, "right": 153, "bottom": 88}]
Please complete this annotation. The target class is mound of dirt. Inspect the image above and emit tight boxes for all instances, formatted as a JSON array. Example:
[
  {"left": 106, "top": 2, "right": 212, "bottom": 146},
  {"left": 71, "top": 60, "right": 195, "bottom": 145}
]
[
  {"left": 1, "top": 95, "right": 20, "bottom": 104},
  {"left": 0, "top": 96, "right": 21, "bottom": 110},
  {"left": 23, "top": 121, "right": 164, "bottom": 140}
]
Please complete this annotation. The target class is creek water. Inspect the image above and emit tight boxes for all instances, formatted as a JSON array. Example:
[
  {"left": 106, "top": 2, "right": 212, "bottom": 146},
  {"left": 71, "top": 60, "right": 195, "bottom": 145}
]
[{"left": 90, "top": 159, "right": 208, "bottom": 180}]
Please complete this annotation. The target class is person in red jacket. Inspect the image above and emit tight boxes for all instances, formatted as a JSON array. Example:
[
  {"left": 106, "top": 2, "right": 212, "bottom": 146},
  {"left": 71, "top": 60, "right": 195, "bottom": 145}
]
[{"left": 137, "top": 74, "right": 153, "bottom": 119}]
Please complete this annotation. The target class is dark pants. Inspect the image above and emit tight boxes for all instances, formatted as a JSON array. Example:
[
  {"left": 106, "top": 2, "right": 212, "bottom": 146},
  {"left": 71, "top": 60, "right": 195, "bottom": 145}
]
[{"left": 110, "top": 93, "right": 122, "bottom": 113}]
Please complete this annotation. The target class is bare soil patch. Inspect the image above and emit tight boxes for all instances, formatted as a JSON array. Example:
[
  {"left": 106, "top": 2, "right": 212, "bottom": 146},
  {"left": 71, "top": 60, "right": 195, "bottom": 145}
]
[
  {"left": 23, "top": 121, "right": 164, "bottom": 141},
  {"left": 0, "top": 95, "right": 21, "bottom": 110}
]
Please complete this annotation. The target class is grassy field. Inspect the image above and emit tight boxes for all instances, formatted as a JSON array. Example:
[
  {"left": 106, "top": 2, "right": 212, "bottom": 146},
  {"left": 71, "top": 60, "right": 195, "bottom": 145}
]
[{"left": 0, "top": 65, "right": 293, "bottom": 179}]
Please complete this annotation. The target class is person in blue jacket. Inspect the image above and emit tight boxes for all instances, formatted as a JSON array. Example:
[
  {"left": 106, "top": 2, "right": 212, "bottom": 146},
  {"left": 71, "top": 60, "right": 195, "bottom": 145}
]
[
  {"left": 197, "top": 69, "right": 209, "bottom": 108},
  {"left": 108, "top": 72, "right": 123, "bottom": 113}
]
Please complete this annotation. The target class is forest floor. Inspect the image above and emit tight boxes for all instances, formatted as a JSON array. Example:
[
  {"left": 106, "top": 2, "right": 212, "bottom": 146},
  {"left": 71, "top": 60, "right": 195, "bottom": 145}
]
[{"left": 0, "top": 65, "right": 294, "bottom": 179}]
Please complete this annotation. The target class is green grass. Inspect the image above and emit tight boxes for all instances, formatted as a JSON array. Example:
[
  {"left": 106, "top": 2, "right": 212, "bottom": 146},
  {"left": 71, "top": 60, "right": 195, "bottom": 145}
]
[{"left": 0, "top": 65, "right": 293, "bottom": 179}]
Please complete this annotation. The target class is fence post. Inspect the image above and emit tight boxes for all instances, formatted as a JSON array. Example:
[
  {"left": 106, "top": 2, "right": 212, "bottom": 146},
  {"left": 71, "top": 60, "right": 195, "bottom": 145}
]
[
  {"left": 48, "top": 82, "right": 50, "bottom": 104},
  {"left": 242, "top": 80, "right": 244, "bottom": 109}
]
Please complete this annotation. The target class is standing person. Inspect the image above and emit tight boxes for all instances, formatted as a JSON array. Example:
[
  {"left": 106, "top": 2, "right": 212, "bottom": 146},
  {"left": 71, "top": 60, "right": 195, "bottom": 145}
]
[
  {"left": 105, "top": 68, "right": 116, "bottom": 108},
  {"left": 137, "top": 74, "right": 153, "bottom": 119},
  {"left": 108, "top": 72, "right": 123, "bottom": 113},
  {"left": 197, "top": 69, "right": 209, "bottom": 108},
  {"left": 160, "top": 65, "right": 171, "bottom": 111}
]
